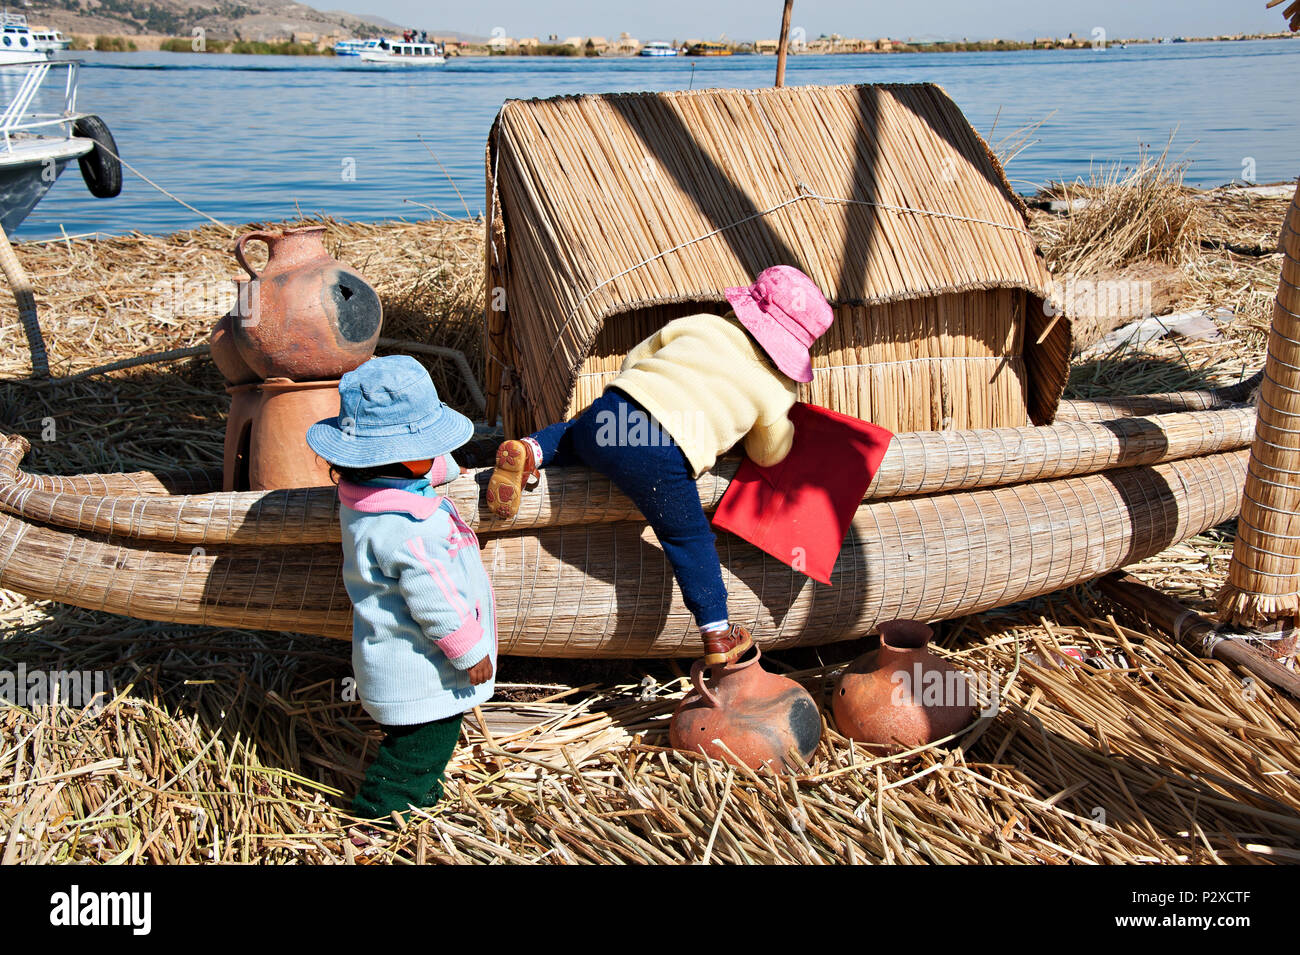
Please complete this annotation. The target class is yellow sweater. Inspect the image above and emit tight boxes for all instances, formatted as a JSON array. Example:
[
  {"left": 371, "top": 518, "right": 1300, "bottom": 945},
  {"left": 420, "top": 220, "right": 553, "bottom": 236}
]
[{"left": 609, "top": 312, "right": 798, "bottom": 477}]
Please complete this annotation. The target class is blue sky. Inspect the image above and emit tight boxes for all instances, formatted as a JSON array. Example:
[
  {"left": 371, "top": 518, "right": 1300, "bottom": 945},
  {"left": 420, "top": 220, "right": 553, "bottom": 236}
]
[{"left": 339, "top": 1, "right": 1288, "bottom": 41}]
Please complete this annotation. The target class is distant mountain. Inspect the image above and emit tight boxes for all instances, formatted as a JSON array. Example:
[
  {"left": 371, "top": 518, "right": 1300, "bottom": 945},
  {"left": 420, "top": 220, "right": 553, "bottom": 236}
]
[
  {"left": 16, "top": 0, "right": 466, "bottom": 41},
  {"left": 321, "top": 8, "right": 402, "bottom": 31}
]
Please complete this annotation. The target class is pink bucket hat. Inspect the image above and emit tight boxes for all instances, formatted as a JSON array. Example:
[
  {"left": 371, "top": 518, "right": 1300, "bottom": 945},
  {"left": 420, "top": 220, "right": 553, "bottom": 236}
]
[{"left": 724, "top": 265, "right": 833, "bottom": 383}]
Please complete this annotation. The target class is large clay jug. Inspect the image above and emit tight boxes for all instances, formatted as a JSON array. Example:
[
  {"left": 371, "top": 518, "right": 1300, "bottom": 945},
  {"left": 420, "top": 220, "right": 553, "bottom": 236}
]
[
  {"left": 832, "top": 620, "right": 974, "bottom": 750},
  {"left": 669, "top": 647, "right": 821, "bottom": 772},
  {"left": 231, "top": 225, "right": 382, "bottom": 381}
]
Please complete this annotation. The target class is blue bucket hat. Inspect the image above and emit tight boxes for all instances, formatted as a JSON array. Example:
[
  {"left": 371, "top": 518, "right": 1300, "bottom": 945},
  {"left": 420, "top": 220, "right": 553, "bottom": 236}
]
[{"left": 305, "top": 355, "right": 473, "bottom": 468}]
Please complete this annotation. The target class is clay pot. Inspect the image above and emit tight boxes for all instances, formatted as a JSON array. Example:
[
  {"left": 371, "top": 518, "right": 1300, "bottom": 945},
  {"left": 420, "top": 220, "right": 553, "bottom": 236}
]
[
  {"left": 223, "top": 378, "right": 340, "bottom": 491},
  {"left": 231, "top": 226, "right": 382, "bottom": 381},
  {"left": 832, "top": 620, "right": 974, "bottom": 750},
  {"left": 669, "top": 647, "right": 821, "bottom": 772}
]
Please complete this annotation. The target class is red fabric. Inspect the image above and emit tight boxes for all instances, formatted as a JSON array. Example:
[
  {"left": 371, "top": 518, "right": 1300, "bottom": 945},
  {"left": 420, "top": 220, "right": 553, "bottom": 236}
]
[{"left": 712, "top": 403, "right": 893, "bottom": 585}]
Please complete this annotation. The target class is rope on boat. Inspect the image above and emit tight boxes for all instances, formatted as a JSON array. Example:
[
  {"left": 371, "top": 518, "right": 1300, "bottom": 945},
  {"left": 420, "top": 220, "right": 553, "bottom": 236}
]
[
  {"left": 2, "top": 134, "right": 231, "bottom": 383},
  {"left": 92, "top": 140, "right": 234, "bottom": 234},
  {"left": 49, "top": 345, "right": 211, "bottom": 383},
  {"left": 2, "top": 142, "right": 486, "bottom": 403}
]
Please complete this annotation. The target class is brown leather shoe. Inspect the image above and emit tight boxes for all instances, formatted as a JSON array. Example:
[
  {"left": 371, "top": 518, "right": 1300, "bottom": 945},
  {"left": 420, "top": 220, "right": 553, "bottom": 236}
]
[
  {"left": 702, "top": 624, "right": 754, "bottom": 666},
  {"left": 485, "top": 439, "right": 539, "bottom": 520}
]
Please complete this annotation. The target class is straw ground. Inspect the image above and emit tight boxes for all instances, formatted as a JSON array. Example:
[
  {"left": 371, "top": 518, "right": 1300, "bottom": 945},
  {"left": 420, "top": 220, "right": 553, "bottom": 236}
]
[{"left": 0, "top": 186, "right": 1297, "bottom": 864}]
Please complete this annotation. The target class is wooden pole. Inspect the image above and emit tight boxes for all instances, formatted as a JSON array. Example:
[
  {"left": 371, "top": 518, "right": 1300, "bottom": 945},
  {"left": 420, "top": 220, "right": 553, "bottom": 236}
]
[
  {"left": 1098, "top": 572, "right": 1300, "bottom": 700},
  {"left": 0, "top": 225, "right": 46, "bottom": 378},
  {"left": 775, "top": 0, "right": 794, "bottom": 87}
]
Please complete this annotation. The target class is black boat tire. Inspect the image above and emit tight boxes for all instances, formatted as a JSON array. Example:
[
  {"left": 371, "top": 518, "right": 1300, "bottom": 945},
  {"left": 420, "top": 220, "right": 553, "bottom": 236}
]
[{"left": 72, "top": 115, "right": 123, "bottom": 199}]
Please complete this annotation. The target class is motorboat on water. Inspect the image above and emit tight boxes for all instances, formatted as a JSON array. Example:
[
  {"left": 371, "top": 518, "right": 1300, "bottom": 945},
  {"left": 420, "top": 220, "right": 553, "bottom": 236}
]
[
  {"left": 29, "top": 26, "right": 71, "bottom": 53},
  {"left": 0, "top": 57, "right": 121, "bottom": 234},
  {"left": 686, "top": 41, "right": 732, "bottom": 56},
  {"left": 0, "top": 12, "right": 46, "bottom": 63},
  {"left": 639, "top": 41, "right": 680, "bottom": 56},
  {"left": 357, "top": 39, "right": 446, "bottom": 65}
]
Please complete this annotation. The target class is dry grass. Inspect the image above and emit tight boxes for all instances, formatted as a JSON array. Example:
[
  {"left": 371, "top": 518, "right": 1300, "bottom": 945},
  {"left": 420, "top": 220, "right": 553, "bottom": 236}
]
[
  {"left": 1, "top": 186, "right": 1298, "bottom": 864},
  {"left": 1036, "top": 167, "right": 1289, "bottom": 391},
  {"left": 2, "top": 592, "right": 1297, "bottom": 864},
  {"left": 1037, "top": 147, "right": 1206, "bottom": 277}
]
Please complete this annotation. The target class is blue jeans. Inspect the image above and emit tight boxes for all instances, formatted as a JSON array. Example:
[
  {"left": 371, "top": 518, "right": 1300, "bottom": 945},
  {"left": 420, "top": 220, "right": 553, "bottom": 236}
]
[{"left": 531, "top": 389, "right": 728, "bottom": 627}]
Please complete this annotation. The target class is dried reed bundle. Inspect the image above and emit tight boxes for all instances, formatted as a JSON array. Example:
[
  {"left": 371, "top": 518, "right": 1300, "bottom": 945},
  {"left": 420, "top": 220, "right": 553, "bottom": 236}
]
[
  {"left": 1057, "top": 372, "right": 1260, "bottom": 421},
  {"left": 1267, "top": 0, "right": 1300, "bottom": 33},
  {"left": 0, "top": 447, "right": 1248, "bottom": 656},
  {"left": 1037, "top": 145, "right": 1205, "bottom": 277},
  {"left": 0, "top": 405, "right": 1256, "bottom": 543},
  {"left": 1219, "top": 181, "right": 1300, "bottom": 626}
]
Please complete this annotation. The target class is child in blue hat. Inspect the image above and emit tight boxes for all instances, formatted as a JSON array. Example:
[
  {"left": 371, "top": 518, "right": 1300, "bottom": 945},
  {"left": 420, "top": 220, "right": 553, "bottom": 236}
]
[{"left": 306, "top": 355, "right": 496, "bottom": 823}]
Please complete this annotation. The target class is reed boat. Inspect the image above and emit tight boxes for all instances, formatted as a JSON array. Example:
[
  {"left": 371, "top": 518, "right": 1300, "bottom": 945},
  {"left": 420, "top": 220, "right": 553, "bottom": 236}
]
[
  {"left": 0, "top": 382, "right": 1261, "bottom": 657},
  {"left": 0, "top": 82, "right": 1286, "bottom": 658}
]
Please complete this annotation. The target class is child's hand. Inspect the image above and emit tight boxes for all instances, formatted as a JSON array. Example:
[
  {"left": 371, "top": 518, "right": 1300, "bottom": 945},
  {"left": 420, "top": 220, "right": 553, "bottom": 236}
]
[{"left": 466, "top": 657, "right": 494, "bottom": 685}]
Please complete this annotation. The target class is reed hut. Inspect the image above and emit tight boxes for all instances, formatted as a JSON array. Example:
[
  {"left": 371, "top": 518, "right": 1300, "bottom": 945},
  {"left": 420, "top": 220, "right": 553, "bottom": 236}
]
[{"left": 484, "top": 83, "right": 1073, "bottom": 436}]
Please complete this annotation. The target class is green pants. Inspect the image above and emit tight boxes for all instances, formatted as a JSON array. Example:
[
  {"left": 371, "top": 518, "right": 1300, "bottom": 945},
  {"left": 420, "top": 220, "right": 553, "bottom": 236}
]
[{"left": 351, "top": 713, "right": 463, "bottom": 821}]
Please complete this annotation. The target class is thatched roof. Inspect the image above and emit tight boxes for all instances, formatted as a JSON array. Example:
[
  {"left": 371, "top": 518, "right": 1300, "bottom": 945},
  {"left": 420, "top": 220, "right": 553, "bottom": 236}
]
[
  {"left": 485, "top": 83, "right": 1070, "bottom": 428},
  {"left": 1267, "top": 0, "right": 1300, "bottom": 32}
]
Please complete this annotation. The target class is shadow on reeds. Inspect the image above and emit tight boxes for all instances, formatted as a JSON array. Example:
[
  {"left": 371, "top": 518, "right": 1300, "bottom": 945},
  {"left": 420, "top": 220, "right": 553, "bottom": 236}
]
[
  {"left": 1064, "top": 350, "right": 1240, "bottom": 401},
  {"left": 0, "top": 362, "right": 228, "bottom": 476}
]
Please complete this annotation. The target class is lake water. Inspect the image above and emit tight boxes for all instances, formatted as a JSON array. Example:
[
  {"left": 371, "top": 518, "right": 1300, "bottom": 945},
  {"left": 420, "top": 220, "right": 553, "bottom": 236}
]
[{"left": 15, "top": 38, "right": 1300, "bottom": 239}]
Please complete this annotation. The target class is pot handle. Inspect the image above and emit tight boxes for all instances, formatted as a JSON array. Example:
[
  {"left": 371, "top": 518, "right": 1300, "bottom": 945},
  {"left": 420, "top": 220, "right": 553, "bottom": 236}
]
[
  {"left": 234, "top": 230, "right": 277, "bottom": 280},
  {"left": 690, "top": 659, "right": 721, "bottom": 709}
]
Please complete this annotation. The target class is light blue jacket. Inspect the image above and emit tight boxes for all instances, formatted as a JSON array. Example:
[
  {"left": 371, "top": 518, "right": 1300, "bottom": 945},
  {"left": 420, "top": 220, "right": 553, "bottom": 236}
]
[{"left": 337, "top": 455, "right": 496, "bottom": 725}]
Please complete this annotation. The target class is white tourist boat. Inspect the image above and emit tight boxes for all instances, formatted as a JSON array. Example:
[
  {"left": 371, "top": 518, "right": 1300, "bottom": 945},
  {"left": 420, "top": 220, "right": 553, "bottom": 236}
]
[
  {"left": 0, "top": 12, "right": 46, "bottom": 63},
  {"left": 358, "top": 40, "right": 446, "bottom": 65},
  {"left": 639, "top": 41, "right": 680, "bottom": 56},
  {"left": 29, "top": 26, "right": 71, "bottom": 53},
  {"left": 0, "top": 58, "right": 121, "bottom": 234}
]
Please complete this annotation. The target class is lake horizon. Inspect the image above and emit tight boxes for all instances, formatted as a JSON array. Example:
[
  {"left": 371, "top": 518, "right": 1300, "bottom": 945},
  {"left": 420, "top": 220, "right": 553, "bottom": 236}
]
[{"left": 14, "top": 37, "right": 1300, "bottom": 240}]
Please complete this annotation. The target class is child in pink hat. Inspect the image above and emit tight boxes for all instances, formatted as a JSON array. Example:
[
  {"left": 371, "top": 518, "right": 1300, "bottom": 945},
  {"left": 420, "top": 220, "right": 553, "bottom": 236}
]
[{"left": 487, "top": 265, "right": 833, "bottom": 664}]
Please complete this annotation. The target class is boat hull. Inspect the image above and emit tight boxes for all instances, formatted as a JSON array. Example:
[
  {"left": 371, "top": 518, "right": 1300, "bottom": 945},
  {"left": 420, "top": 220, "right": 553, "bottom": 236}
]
[
  {"left": 0, "top": 153, "right": 73, "bottom": 234},
  {"left": 0, "top": 431, "right": 1249, "bottom": 656},
  {"left": 357, "top": 52, "right": 446, "bottom": 66}
]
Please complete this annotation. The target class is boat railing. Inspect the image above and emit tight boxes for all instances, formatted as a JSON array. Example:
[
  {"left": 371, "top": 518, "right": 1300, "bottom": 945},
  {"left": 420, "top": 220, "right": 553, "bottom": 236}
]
[{"left": 0, "top": 58, "right": 80, "bottom": 153}]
